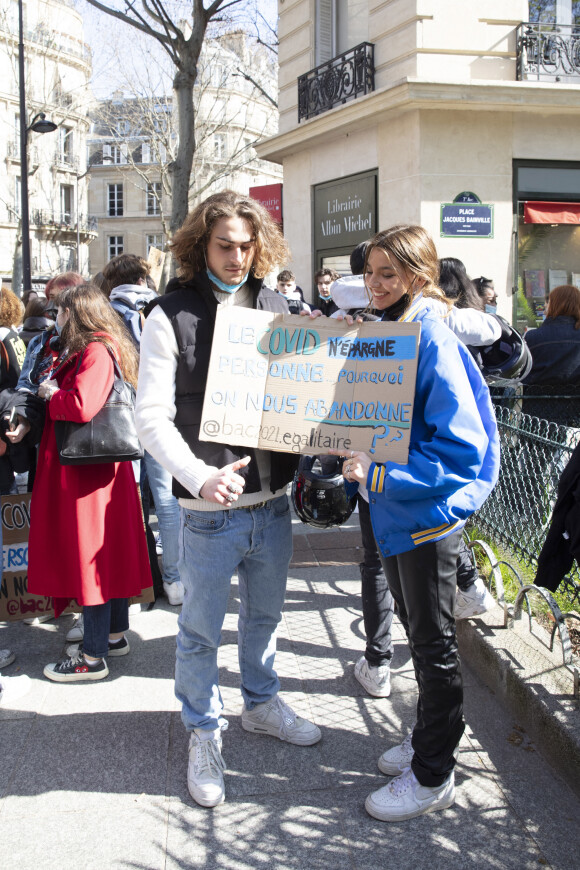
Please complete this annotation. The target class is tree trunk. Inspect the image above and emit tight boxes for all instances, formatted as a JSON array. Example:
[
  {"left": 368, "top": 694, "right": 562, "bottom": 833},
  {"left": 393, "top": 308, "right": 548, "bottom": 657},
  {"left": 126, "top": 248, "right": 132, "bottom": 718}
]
[{"left": 170, "top": 67, "right": 197, "bottom": 236}]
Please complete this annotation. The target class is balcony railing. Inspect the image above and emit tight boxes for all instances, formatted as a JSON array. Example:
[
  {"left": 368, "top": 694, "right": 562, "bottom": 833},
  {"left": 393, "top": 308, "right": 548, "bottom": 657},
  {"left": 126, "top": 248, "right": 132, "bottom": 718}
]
[
  {"left": 298, "top": 42, "right": 374, "bottom": 122},
  {"left": 516, "top": 22, "right": 580, "bottom": 82},
  {"left": 31, "top": 210, "right": 98, "bottom": 235}
]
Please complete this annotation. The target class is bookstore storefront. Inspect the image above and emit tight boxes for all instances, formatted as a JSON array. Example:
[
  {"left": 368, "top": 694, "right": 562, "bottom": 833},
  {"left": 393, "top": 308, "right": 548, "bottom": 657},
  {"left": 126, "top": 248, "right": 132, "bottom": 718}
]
[{"left": 515, "top": 159, "right": 580, "bottom": 331}]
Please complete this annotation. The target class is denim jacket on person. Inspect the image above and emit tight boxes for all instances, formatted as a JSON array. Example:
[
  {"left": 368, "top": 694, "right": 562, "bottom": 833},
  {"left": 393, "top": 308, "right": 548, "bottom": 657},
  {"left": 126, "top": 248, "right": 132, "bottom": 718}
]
[
  {"left": 523, "top": 316, "right": 580, "bottom": 385},
  {"left": 364, "top": 298, "right": 500, "bottom": 558}
]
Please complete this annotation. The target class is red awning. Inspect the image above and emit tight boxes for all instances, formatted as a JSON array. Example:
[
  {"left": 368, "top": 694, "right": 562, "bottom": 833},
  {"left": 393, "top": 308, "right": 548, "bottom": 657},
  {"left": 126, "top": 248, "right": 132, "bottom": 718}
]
[{"left": 524, "top": 201, "right": 580, "bottom": 224}]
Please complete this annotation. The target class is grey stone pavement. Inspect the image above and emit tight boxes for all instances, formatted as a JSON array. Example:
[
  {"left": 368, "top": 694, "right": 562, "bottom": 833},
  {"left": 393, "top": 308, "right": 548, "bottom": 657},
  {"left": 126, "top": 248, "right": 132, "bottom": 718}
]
[{"left": 1, "top": 509, "right": 579, "bottom": 870}]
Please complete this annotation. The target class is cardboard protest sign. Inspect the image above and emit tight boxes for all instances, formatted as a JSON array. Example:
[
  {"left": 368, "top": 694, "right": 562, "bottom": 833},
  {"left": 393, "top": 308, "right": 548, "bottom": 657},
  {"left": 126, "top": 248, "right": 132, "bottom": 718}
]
[
  {"left": 200, "top": 309, "right": 420, "bottom": 464},
  {"left": 0, "top": 493, "right": 153, "bottom": 622},
  {"left": 0, "top": 494, "right": 52, "bottom": 622},
  {"left": 147, "top": 246, "right": 166, "bottom": 289}
]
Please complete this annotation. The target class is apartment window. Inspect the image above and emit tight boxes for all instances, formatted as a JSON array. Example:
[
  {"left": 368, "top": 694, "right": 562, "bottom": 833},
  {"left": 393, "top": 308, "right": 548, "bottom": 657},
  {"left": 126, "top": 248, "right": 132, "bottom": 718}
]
[
  {"left": 146, "top": 181, "right": 162, "bottom": 215},
  {"left": 213, "top": 133, "right": 226, "bottom": 160},
  {"left": 529, "top": 1, "right": 580, "bottom": 25},
  {"left": 58, "top": 126, "right": 73, "bottom": 165},
  {"left": 13, "top": 176, "right": 21, "bottom": 219},
  {"left": 60, "top": 184, "right": 73, "bottom": 224},
  {"left": 212, "top": 63, "right": 226, "bottom": 87},
  {"left": 140, "top": 142, "right": 151, "bottom": 164},
  {"left": 108, "top": 235, "right": 124, "bottom": 258},
  {"left": 146, "top": 233, "right": 164, "bottom": 253},
  {"left": 112, "top": 144, "right": 128, "bottom": 164},
  {"left": 315, "top": 0, "right": 368, "bottom": 64},
  {"left": 116, "top": 119, "right": 130, "bottom": 134},
  {"left": 108, "top": 183, "right": 123, "bottom": 217}
]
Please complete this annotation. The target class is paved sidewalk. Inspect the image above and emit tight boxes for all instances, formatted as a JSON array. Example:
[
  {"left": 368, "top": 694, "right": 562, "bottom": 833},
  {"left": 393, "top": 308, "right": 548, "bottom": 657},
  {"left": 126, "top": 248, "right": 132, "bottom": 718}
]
[{"left": 1, "top": 511, "right": 579, "bottom": 869}]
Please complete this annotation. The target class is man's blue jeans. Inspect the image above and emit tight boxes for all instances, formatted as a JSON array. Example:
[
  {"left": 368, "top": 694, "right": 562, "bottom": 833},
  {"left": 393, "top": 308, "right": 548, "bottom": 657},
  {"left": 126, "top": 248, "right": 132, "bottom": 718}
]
[
  {"left": 144, "top": 451, "right": 180, "bottom": 586},
  {"left": 175, "top": 495, "right": 292, "bottom": 732}
]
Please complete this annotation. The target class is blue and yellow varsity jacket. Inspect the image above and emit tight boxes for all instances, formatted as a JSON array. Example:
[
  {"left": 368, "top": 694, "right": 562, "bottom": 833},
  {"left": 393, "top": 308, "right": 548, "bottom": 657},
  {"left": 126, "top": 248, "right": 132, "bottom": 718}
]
[{"left": 366, "top": 297, "right": 500, "bottom": 558}]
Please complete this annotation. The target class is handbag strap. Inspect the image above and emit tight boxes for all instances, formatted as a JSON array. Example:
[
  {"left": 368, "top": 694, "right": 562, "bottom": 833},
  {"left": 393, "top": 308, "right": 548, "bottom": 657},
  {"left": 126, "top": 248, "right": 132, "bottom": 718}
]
[{"left": 62, "top": 343, "right": 125, "bottom": 383}]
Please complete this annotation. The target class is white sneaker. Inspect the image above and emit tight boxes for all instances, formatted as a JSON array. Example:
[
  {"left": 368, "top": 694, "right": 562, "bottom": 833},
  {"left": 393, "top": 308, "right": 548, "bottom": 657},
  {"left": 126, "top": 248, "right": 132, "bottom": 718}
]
[
  {"left": 188, "top": 730, "right": 226, "bottom": 807},
  {"left": 241, "top": 694, "right": 321, "bottom": 745},
  {"left": 378, "top": 732, "right": 414, "bottom": 775},
  {"left": 0, "top": 674, "right": 31, "bottom": 705},
  {"left": 0, "top": 649, "right": 16, "bottom": 669},
  {"left": 365, "top": 767, "right": 455, "bottom": 821},
  {"left": 354, "top": 655, "right": 391, "bottom": 697},
  {"left": 164, "top": 581, "right": 184, "bottom": 606},
  {"left": 454, "top": 577, "right": 495, "bottom": 620},
  {"left": 154, "top": 532, "right": 163, "bottom": 555},
  {"left": 66, "top": 614, "right": 84, "bottom": 642},
  {"left": 23, "top": 613, "right": 53, "bottom": 625}
]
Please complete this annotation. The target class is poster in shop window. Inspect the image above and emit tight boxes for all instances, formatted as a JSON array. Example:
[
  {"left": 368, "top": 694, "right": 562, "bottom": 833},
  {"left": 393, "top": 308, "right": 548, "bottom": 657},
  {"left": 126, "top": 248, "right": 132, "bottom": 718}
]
[{"left": 199, "top": 308, "right": 420, "bottom": 464}]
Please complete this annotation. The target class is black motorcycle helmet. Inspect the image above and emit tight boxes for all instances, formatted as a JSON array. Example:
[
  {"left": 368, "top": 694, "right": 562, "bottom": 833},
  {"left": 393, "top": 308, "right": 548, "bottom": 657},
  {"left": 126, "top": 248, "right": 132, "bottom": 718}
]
[
  {"left": 292, "top": 455, "right": 357, "bottom": 529},
  {"left": 475, "top": 315, "right": 533, "bottom": 383}
]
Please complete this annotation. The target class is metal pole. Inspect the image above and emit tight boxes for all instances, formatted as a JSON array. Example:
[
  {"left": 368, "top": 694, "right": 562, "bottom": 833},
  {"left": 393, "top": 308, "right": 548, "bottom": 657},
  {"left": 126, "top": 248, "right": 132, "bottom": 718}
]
[
  {"left": 76, "top": 173, "right": 81, "bottom": 273},
  {"left": 17, "top": 0, "right": 31, "bottom": 294}
]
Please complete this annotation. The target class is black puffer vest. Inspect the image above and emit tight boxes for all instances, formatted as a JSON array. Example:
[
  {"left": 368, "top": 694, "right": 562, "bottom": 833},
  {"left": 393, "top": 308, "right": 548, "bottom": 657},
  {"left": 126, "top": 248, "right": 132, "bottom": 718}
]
[{"left": 157, "top": 271, "right": 299, "bottom": 499}]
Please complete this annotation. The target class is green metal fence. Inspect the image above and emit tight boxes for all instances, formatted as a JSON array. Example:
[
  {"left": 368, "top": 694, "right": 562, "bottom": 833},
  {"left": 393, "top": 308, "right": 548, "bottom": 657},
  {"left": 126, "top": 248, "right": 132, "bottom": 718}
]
[{"left": 470, "top": 386, "right": 580, "bottom": 609}]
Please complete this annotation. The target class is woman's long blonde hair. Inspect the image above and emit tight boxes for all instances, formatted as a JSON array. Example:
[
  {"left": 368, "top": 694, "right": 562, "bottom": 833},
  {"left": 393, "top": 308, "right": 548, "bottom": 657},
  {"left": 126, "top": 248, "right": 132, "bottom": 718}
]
[
  {"left": 364, "top": 225, "right": 452, "bottom": 313},
  {"left": 56, "top": 284, "right": 139, "bottom": 387}
]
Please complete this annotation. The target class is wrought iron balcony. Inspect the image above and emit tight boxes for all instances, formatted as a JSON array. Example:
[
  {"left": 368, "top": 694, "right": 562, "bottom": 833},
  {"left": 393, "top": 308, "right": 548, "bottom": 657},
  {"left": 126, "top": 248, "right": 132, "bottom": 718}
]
[
  {"left": 516, "top": 22, "right": 580, "bottom": 82},
  {"left": 298, "top": 42, "right": 374, "bottom": 122},
  {"left": 31, "top": 210, "right": 98, "bottom": 240}
]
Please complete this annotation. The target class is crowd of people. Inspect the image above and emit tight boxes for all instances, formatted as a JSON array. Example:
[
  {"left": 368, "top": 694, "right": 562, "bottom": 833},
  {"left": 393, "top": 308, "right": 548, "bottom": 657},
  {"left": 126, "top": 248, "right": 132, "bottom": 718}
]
[{"left": 0, "top": 188, "right": 574, "bottom": 823}]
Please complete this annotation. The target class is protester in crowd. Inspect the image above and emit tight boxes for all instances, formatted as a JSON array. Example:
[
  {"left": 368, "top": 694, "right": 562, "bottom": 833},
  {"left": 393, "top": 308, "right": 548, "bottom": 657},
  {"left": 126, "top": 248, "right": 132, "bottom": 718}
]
[
  {"left": 276, "top": 269, "right": 311, "bottom": 314},
  {"left": 19, "top": 297, "right": 55, "bottom": 346},
  {"left": 0, "top": 287, "right": 32, "bottom": 682},
  {"left": 308, "top": 247, "right": 499, "bottom": 701},
  {"left": 523, "top": 283, "right": 580, "bottom": 385},
  {"left": 473, "top": 276, "right": 497, "bottom": 313},
  {"left": 21, "top": 289, "right": 38, "bottom": 308},
  {"left": 438, "top": 257, "right": 484, "bottom": 311},
  {"left": 330, "top": 224, "right": 499, "bottom": 821},
  {"left": 135, "top": 190, "right": 321, "bottom": 809},
  {"left": 7, "top": 284, "right": 151, "bottom": 681},
  {"left": 103, "top": 252, "right": 183, "bottom": 606},
  {"left": 45, "top": 271, "right": 84, "bottom": 302},
  {"left": 313, "top": 267, "right": 340, "bottom": 316},
  {"left": 91, "top": 271, "right": 111, "bottom": 298}
]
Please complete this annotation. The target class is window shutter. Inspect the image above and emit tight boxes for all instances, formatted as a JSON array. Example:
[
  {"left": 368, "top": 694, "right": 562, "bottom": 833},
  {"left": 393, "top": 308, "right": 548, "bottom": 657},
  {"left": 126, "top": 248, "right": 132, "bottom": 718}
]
[{"left": 316, "top": 0, "right": 334, "bottom": 65}]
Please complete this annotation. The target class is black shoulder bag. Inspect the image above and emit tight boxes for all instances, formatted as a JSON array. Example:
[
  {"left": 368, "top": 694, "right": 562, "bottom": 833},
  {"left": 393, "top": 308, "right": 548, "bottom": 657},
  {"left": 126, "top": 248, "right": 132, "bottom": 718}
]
[{"left": 54, "top": 349, "right": 143, "bottom": 465}]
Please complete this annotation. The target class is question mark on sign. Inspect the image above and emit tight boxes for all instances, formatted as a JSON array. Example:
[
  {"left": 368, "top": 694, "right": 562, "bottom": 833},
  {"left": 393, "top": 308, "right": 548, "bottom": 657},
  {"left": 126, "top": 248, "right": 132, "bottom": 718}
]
[{"left": 369, "top": 425, "right": 388, "bottom": 455}]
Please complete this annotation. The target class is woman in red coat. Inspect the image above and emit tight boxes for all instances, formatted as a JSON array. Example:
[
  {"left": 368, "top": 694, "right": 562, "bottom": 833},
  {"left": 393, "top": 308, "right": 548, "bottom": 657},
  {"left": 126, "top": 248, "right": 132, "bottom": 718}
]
[{"left": 22, "top": 283, "right": 151, "bottom": 682}]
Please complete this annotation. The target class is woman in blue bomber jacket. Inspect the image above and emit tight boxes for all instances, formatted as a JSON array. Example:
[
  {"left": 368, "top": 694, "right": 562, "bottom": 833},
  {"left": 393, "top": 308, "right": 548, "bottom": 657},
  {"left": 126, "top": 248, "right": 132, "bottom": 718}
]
[{"left": 332, "top": 225, "right": 500, "bottom": 823}]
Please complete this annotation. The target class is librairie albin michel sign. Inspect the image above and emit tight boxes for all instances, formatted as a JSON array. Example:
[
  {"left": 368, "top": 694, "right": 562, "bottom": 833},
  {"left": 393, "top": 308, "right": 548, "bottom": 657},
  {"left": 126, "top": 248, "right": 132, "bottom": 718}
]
[
  {"left": 314, "top": 171, "right": 377, "bottom": 251},
  {"left": 200, "top": 308, "right": 420, "bottom": 465}
]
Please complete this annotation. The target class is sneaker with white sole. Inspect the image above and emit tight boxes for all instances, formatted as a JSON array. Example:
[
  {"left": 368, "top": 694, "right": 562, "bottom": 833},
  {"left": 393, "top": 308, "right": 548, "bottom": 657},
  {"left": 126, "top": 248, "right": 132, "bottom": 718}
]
[
  {"left": 66, "top": 614, "right": 84, "bottom": 642},
  {"left": 0, "top": 674, "right": 31, "bottom": 705},
  {"left": 44, "top": 652, "right": 109, "bottom": 682},
  {"left": 164, "top": 580, "right": 184, "bottom": 606},
  {"left": 241, "top": 694, "right": 321, "bottom": 745},
  {"left": 378, "top": 732, "right": 414, "bottom": 775},
  {"left": 73, "top": 636, "right": 130, "bottom": 659},
  {"left": 455, "top": 577, "right": 495, "bottom": 620},
  {"left": 365, "top": 767, "right": 455, "bottom": 822},
  {"left": 23, "top": 613, "right": 53, "bottom": 625},
  {"left": 188, "top": 730, "right": 226, "bottom": 807},
  {"left": 354, "top": 655, "right": 391, "bottom": 697},
  {"left": 0, "top": 649, "right": 16, "bottom": 669}
]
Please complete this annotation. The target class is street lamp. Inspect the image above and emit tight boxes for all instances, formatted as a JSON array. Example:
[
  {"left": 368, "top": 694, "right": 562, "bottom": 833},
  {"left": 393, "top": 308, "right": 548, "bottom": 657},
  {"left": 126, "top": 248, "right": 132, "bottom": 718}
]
[{"left": 17, "top": 0, "right": 57, "bottom": 294}]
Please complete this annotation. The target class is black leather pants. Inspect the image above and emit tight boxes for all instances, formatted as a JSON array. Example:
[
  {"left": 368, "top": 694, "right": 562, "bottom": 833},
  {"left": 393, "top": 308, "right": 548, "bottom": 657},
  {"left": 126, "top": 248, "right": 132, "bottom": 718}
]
[{"left": 379, "top": 531, "right": 465, "bottom": 787}]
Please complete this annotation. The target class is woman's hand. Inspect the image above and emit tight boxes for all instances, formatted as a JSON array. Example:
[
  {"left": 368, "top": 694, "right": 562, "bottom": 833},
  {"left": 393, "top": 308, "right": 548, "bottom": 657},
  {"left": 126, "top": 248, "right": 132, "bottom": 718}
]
[
  {"left": 38, "top": 379, "right": 59, "bottom": 401},
  {"left": 5, "top": 417, "right": 31, "bottom": 444},
  {"left": 199, "top": 455, "right": 251, "bottom": 505},
  {"left": 329, "top": 448, "right": 372, "bottom": 484}
]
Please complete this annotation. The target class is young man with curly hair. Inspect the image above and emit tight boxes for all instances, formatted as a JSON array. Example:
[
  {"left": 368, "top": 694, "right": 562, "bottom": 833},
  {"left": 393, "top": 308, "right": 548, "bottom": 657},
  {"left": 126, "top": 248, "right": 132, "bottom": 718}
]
[{"left": 135, "top": 191, "right": 321, "bottom": 808}]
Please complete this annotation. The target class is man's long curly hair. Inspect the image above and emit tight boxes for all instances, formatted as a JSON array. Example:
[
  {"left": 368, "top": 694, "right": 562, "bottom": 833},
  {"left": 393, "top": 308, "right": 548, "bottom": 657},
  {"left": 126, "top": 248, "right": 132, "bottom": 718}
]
[
  {"left": 56, "top": 284, "right": 139, "bottom": 387},
  {"left": 169, "top": 190, "right": 289, "bottom": 282}
]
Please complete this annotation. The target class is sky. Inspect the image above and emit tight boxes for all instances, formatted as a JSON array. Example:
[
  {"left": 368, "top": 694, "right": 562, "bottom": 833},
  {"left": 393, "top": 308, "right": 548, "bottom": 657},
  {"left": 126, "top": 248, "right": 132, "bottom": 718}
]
[{"left": 75, "top": 0, "right": 279, "bottom": 99}]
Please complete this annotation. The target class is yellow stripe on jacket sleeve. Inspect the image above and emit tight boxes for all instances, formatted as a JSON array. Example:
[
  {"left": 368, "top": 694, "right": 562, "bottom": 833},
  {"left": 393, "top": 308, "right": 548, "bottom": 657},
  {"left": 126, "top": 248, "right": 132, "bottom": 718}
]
[
  {"left": 410, "top": 520, "right": 463, "bottom": 546},
  {"left": 369, "top": 464, "right": 386, "bottom": 493}
]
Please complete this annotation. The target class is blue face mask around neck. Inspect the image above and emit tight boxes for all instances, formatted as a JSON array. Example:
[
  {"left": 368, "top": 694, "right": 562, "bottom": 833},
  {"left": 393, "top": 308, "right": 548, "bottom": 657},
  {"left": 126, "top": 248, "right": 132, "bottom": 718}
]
[
  {"left": 207, "top": 267, "right": 249, "bottom": 294},
  {"left": 485, "top": 303, "right": 497, "bottom": 315}
]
